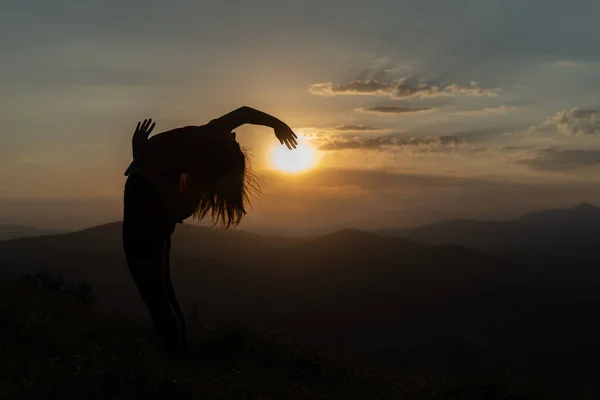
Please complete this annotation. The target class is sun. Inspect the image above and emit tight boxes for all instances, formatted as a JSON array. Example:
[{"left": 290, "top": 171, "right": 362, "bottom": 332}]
[{"left": 270, "top": 142, "right": 317, "bottom": 173}]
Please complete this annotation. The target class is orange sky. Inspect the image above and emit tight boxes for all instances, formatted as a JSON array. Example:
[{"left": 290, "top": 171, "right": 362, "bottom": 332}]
[{"left": 2, "top": 1, "right": 600, "bottom": 231}]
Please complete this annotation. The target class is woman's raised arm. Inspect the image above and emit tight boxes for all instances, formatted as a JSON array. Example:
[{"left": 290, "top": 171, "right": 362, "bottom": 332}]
[{"left": 211, "top": 106, "right": 298, "bottom": 149}]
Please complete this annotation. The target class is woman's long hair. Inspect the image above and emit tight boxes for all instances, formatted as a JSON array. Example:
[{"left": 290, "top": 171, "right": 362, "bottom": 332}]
[{"left": 189, "top": 135, "right": 260, "bottom": 230}]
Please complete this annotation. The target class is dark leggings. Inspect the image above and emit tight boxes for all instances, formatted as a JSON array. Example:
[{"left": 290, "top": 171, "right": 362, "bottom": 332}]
[{"left": 123, "top": 173, "right": 187, "bottom": 353}]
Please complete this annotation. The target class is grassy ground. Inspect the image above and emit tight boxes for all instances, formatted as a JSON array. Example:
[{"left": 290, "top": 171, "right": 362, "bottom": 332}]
[{"left": 0, "top": 278, "right": 589, "bottom": 399}]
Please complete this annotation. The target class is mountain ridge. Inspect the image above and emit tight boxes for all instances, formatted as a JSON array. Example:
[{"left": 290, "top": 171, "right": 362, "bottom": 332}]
[
  {"left": 4, "top": 202, "right": 600, "bottom": 257},
  {"left": 380, "top": 203, "right": 600, "bottom": 252},
  {"left": 0, "top": 224, "right": 68, "bottom": 241}
]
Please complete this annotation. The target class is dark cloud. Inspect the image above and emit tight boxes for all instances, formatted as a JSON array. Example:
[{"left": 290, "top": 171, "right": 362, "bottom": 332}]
[
  {"left": 333, "top": 124, "right": 386, "bottom": 131},
  {"left": 470, "top": 145, "right": 530, "bottom": 153},
  {"left": 517, "top": 147, "right": 600, "bottom": 171},
  {"left": 356, "top": 106, "right": 435, "bottom": 115},
  {"left": 454, "top": 105, "right": 516, "bottom": 116},
  {"left": 309, "top": 79, "right": 499, "bottom": 100},
  {"left": 453, "top": 126, "right": 521, "bottom": 143},
  {"left": 549, "top": 107, "right": 600, "bottom": 136},
  {"left": 310, "top": 80, "right": 390, "bottom": 95},
  {"left": 317, "top": 134, "right": 464, "bottom": 153}
]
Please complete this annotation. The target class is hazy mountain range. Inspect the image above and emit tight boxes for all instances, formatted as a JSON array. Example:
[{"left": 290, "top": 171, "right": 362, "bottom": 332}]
[
  {"left": 0, "top": 224, "right": 68, "bottom": 241},
  {"left": 5, "top": 202, "right": 600, "bottom": 248},
  {"left": 1, "top": 203, "right": 599, "bottom": 390},
  {"left": 381, "top": 203, "right": 600, "bottom": 253}
]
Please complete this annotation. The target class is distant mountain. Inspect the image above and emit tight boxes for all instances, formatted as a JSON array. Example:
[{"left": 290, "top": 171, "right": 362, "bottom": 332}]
[
  {"left": 0, "top": 224, "right": 67, "bottom": 241},
  {"left": 382, "top": 203, "right": 600, "bottom": 253},
  {"left": 519, "top": 202, "right": 600, "bottom": 223}
]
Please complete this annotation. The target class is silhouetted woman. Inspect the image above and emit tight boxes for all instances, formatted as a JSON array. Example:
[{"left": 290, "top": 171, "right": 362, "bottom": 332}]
[{"left": 122, "top": 107, "right": 298, "bottom": 353}]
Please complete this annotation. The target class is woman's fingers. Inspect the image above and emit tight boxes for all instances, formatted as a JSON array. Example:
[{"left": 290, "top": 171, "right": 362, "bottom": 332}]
[
  {"left": 275, "top": 128, "right": 298, "bottom": 149},
  {"left": 134, "top": 119, "right": 155, "bottom": 135},
  {"left": 287, "top": 136, "right": 297, "bottom": 149},
  {"left": 284, "top": 138, "right": 296, "bottom": 150},
  {"left": 136, "top": 118, "right": 154, "bottom": 133}
]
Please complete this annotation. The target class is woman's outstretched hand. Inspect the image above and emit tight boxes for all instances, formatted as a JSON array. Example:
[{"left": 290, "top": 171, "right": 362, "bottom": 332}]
[
  {"left": 274, "top": 123, "right": 298, "bottom": 150},
  {"left": 132, "top": 119, "right": 156, "bottom": 157},
  {"left": 135, "top": 119, "right": 156, "bottom": 137}
]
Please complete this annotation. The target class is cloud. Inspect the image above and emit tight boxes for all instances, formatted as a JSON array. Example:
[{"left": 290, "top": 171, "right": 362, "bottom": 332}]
[
  {"left": 471, "top": 145, "right": 531, "bottom": 153},
  {"left": 454, "top": 104, "right": 516, "bottom": 116},
  {"left": 547, "top": 107, "right": 600, "bottom": 136},
  {"left": 309, "top": 79, "right": 499, "bottom": 100},
  {"left": 317, "top": 134, "right": 464, "bottom": 153},
  {"left": 355, "top": 106, "right": 435, "bottom": 115},
  {"left": 546, "top": 60, "right": 581, "bottom": 69},
  {"left": 332, "top": 124, "right": 386, "bottom": 132},
  {"left": 309, "top": 81, "right": 390, "bottom": 96},
  {"left": 515, "top": 106, "right": 600, "bottom": 137},
  {"left": 443, "top": 126, "right": 519, "bottom": 144},
  {"left": 517, "top": 147, "right": 600, "bottom": 172},
  {"left": 502, "top": 146, "right": 528, "bottom": 151}
]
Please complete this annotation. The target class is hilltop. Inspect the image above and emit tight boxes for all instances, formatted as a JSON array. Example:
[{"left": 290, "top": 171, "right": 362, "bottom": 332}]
[{"left": 0, "top": 277, "right": 567, "bottom": 399}]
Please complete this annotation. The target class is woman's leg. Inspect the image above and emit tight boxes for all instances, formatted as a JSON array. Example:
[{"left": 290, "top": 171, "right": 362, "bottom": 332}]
[
  {"left": 123, "top": 174, "right": 186, "bottom": 353},
  {"left": 163, "top": 235, "right": 187, "bottom": 345}
]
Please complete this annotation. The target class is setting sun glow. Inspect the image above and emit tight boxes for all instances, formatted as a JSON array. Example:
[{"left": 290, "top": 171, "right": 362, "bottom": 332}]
[{"left": 270, "top": 143, "right": 317, "bottom": 173}]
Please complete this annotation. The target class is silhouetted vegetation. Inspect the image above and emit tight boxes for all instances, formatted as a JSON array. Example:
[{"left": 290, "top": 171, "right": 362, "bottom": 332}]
[
  {"left": 0, "top": 276, "right": 578, "bottom": 399},
  {"left": 22, "top": 270, "right": 96, "bottom": 305}
]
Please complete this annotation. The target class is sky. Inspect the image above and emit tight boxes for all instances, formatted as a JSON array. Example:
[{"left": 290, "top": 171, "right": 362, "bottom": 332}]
[{"left": 2, "top": 0, "right": 600, "bottom": 232}]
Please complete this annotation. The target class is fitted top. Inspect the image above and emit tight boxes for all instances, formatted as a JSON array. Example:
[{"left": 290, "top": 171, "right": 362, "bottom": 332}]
[{"left": 124, "top": 121, "right": 233, "bottom": 221}]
